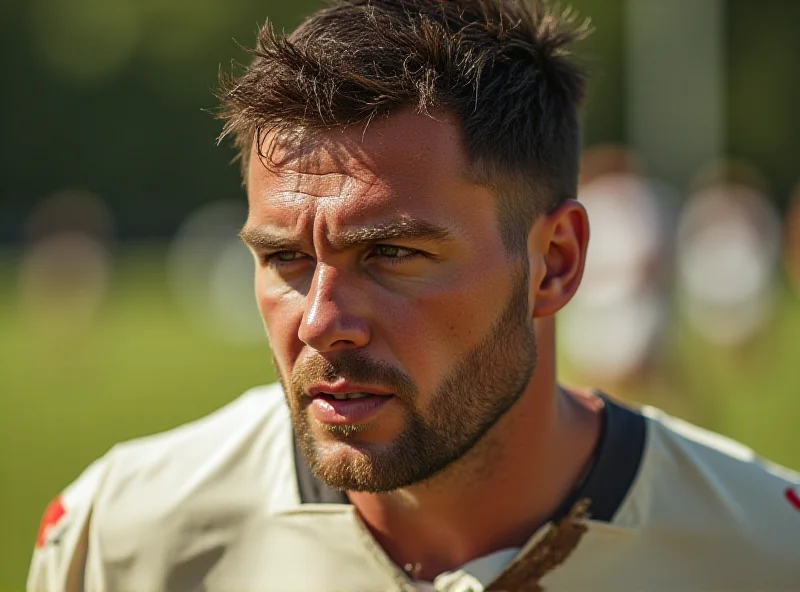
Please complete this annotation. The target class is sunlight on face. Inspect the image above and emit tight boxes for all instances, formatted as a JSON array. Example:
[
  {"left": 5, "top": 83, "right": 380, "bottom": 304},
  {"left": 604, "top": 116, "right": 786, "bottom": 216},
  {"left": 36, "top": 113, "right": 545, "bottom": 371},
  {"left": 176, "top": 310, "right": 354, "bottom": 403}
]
[{"left": 245, "top": 111, "right": 536, "bottom": 491}]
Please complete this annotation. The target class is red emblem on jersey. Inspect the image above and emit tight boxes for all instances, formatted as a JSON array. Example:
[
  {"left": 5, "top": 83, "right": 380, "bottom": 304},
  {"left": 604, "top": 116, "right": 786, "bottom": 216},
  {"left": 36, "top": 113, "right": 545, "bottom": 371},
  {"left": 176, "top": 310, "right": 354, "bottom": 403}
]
[
  {"left": 786, "top": 487, "right": 800, "bottom": 512},
  {"left": 35, "top": 495, "right": 66, "bottom": 548}
]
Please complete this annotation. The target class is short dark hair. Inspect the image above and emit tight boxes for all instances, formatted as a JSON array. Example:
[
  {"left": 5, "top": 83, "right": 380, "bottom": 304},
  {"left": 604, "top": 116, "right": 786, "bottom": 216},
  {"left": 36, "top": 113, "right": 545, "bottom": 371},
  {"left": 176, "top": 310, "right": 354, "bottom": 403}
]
[{"left": 218, "top": 0, "right": 591, "bottom": 254}]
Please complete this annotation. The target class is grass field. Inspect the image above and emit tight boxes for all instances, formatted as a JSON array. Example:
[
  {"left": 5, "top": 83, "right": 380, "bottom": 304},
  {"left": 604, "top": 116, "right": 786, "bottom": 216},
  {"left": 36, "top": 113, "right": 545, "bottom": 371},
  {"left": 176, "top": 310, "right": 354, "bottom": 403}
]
[{"left": 1, "top": 243, "right": 799, "bottom": 590}]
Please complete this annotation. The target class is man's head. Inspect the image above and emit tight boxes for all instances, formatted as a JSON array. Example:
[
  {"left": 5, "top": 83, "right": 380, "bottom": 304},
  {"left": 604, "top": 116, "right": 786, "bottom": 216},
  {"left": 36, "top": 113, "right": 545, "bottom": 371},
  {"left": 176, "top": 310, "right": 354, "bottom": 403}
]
[{"left": 221, "top": 0, "right": 591, "bottom": 492}]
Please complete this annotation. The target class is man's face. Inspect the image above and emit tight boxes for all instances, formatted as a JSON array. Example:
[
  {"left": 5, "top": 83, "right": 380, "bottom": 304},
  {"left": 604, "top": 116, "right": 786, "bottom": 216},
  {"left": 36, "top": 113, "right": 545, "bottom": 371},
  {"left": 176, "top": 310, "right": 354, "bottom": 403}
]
[{"left": 243, "top": 111, "right": 537, "bottom": 492}]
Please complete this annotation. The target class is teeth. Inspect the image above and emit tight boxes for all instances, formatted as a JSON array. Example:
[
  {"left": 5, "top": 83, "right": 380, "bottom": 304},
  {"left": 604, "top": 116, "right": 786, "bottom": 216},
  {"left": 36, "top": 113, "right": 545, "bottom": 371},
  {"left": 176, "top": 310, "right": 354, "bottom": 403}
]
[{"left": 331, "top": 392, "right": 371, "bottom": 400}]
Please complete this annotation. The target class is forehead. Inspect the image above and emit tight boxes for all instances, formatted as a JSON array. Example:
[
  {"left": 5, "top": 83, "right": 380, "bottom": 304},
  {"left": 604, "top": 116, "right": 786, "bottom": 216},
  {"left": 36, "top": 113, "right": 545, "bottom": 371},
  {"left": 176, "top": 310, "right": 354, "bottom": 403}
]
[{"left": 246, "top": 110, "right": 487, "bottom": 223}]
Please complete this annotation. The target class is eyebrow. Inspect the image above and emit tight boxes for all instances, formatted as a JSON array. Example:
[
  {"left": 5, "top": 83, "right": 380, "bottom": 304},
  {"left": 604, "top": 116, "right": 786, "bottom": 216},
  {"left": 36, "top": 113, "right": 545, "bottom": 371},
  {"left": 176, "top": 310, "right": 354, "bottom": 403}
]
[{"left": 239, "top": 217, "right": 454, "bottom": 251}]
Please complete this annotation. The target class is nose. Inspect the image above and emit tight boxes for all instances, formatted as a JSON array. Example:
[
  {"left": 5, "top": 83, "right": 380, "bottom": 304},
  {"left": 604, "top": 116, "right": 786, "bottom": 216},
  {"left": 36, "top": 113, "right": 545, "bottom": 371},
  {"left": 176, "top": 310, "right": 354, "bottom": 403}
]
[{"left": 298, "top": 263, "right": 371, "bottom": 352}]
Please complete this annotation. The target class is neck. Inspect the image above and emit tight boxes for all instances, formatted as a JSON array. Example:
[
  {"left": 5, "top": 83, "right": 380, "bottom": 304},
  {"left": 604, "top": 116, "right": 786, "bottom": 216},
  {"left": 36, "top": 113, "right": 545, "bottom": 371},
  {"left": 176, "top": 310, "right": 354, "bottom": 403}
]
[{"left": 347, "top": 318, "right": 603, "bottom": 582}]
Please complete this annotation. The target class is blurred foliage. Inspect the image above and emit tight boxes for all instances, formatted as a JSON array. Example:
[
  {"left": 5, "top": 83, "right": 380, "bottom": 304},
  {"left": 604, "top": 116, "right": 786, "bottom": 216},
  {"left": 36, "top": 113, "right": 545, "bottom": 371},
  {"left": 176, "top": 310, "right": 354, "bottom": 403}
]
[
  {"left": 3, "top": 0, "right": 798, "bottom": 243},
  {"left": 727, "top": 1, "right": 800, "bottom": 199},
  {"left": 0, "top": 0, "right": 319, "bottom": 240}
]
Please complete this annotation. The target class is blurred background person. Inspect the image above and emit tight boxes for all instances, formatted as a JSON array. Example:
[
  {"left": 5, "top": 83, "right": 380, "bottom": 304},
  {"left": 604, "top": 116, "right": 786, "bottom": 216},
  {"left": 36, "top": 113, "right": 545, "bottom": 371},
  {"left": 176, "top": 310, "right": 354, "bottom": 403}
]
[
  {"left": 675, "top": 160, "right": 781, "bottom": 349},
  {"left": 167, "top": 200, "right": 265, "bottom": 345},
  {"left": 559, "top": 146, "right": 678, "bottom": 395},
  {"left": 17, "top": 190, "right": 114, "bottom": 337}
]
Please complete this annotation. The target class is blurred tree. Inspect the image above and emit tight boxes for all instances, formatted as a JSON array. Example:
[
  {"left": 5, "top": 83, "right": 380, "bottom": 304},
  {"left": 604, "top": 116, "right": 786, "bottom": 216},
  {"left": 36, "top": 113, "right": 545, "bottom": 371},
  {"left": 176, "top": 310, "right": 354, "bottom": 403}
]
[
  {"left": 0, "top": 0, "right": 318, "bottom": 240},
  {"left": 728, "top": 0, "right": 800, "bottom": 205}
]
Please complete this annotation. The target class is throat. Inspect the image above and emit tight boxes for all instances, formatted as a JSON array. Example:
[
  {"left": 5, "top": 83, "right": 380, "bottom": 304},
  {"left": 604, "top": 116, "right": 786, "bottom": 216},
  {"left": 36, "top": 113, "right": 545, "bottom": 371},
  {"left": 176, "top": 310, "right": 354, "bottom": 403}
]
[{"left": 350, "top": 486, "right": 539, "bottom": 583}]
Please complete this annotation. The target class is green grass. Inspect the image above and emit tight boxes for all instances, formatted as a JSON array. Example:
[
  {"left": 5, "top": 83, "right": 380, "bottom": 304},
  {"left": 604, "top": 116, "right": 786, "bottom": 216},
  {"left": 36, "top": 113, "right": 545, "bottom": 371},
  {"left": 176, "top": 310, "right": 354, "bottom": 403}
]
[
  {"left": 0, "top": 244, "right": 275, "bottom": 589},
  {"left": 1, "top": 244, "right": 799, "bottom": 590}
]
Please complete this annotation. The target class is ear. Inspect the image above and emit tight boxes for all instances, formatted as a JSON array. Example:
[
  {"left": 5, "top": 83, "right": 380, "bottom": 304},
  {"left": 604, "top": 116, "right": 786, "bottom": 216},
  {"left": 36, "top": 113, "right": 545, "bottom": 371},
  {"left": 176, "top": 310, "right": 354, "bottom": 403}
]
[{"left": 527, "top": 199, "right": 590, "bottom": 318}]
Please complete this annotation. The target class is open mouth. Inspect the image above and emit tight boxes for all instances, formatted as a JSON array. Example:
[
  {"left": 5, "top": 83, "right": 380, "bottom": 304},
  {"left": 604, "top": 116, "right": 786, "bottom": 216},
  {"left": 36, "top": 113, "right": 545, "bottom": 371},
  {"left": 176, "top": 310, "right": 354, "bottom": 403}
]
[
  {"left": 309, "top": 391, "right": 394, "bottom": 425},
  {"left": 317, "top": 391, "right": 376, "bottom": 401}
]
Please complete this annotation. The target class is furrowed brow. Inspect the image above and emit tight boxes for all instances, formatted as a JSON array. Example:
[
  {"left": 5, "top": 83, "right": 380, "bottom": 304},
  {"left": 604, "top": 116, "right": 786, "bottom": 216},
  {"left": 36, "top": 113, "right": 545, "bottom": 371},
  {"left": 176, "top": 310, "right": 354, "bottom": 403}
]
[
  {"left": 334, "top": 219, "right": 453, "bottom": 247},
  {"left": 238, "top": 227, "right": 303, "bottom": 251},
  {"left": 238, "top": 218, "right": 454, "bottom": 251}
]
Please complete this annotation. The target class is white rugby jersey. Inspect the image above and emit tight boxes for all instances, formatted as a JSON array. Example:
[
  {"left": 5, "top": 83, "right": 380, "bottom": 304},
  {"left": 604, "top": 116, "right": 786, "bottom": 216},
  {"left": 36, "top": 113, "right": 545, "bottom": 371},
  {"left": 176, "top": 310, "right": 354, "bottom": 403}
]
[{"left": 28, "top": 384, "right": 800, "bottom": 591}]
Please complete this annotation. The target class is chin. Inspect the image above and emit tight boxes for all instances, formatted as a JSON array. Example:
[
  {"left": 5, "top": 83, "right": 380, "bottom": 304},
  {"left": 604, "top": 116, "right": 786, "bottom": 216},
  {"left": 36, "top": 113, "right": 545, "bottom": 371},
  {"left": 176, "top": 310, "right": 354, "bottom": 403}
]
[
  {"left": 313, "top": 429, "right": 393, "bottom": 457},
  {"left": 308, "top": 437, "right": 408, "bottom": 490}
]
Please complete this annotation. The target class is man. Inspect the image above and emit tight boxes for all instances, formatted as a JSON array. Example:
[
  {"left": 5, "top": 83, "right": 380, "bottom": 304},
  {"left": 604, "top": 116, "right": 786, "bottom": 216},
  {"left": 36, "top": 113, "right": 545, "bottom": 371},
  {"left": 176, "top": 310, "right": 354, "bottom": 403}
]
[{"left": 28, "top": 1, "right": 800, "bottom": 590}]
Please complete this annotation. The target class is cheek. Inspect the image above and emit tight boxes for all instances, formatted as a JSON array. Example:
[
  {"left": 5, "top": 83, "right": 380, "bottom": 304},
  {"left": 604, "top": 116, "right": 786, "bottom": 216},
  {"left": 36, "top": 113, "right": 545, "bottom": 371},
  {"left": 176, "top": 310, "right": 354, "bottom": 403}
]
[
  {"left": 255, "top": 275, "right": 305, "bottom": 367},
  {"left": 381, "top": 269, "right": 512, "bottom": 386}
]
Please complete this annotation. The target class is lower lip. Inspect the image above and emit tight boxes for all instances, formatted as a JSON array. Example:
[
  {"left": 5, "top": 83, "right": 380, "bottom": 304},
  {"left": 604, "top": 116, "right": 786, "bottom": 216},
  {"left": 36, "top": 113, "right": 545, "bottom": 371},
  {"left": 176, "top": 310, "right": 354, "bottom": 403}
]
[{"left": 309, "top": 395, "right": 392, "bottom": 425}]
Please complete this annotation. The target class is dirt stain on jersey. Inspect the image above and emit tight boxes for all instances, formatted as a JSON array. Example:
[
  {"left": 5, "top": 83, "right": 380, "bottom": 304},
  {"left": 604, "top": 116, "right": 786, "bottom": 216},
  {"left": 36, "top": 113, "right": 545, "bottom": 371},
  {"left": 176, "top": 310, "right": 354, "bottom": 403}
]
[{"left": 485, "top": 498, "right": 591, "bottom": 592}]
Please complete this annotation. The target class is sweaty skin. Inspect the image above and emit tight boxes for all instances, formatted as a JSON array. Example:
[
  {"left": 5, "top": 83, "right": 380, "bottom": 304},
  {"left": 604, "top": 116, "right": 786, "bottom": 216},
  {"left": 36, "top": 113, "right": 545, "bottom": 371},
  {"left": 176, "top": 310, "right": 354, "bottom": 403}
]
[{"left": 242, "top": 109, "right": 600, "bottom": 581}]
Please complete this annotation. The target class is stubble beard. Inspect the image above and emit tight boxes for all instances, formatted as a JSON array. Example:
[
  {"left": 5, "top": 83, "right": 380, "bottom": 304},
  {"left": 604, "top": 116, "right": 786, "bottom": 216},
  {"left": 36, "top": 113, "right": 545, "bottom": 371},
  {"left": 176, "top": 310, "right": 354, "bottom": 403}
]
[{"left": 281, "top": 265, "right": 537, "bottom": 493}]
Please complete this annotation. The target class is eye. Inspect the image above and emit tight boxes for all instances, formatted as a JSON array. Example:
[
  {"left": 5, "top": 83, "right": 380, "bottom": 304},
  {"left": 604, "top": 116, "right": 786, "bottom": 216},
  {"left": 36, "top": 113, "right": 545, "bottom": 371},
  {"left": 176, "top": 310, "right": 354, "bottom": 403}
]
[
  {"left": 376, "top": 245, "right": 406, "bottom": 257},
  {"left": 371, "top": 244, "right": 424, "bottom": 263},
  {"left": 276, "top": 251, "right": 301, "bottom": 262},
  {"left": 263, "top": 250, "right": 308, "bottom": 266}
]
